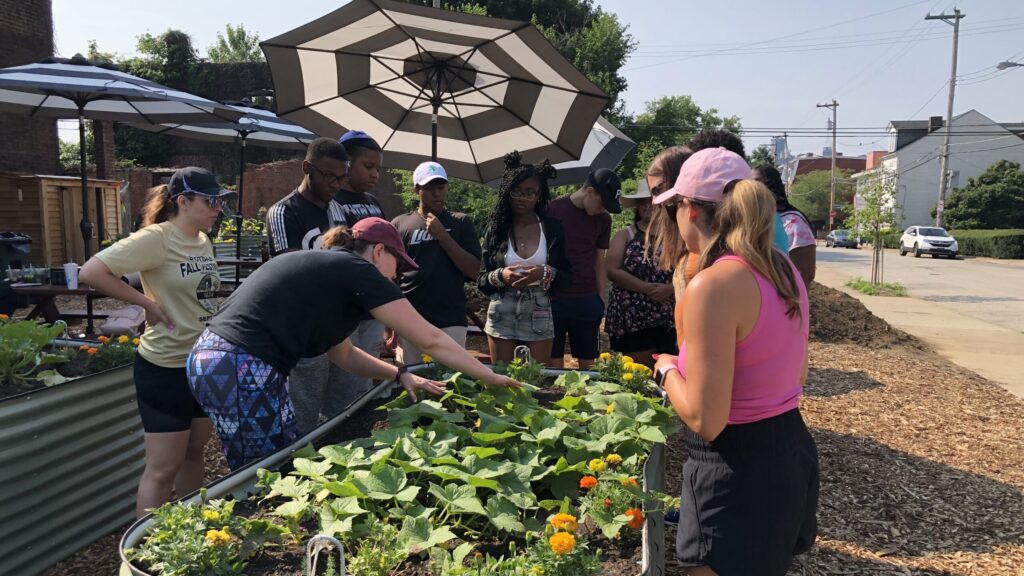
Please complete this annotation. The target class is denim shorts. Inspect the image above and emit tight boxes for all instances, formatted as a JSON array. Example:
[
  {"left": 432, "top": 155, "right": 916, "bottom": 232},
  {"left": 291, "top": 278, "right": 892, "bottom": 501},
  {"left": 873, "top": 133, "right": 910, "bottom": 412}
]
[{"left": 484, "top": 288, "right": 554, "bottom": 342}]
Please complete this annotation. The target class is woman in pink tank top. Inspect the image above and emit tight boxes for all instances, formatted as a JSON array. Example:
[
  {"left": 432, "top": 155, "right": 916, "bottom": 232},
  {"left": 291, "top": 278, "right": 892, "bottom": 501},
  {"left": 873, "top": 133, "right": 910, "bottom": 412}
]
[{"left": 650, "top": 147, "right": 819, "bottom": 576}]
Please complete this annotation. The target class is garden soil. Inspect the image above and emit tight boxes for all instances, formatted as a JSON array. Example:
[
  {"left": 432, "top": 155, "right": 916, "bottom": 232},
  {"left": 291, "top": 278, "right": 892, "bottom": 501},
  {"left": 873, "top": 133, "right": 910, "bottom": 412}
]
[{"left": 40, "top": 284, "right": 1024, "bottom": 575}]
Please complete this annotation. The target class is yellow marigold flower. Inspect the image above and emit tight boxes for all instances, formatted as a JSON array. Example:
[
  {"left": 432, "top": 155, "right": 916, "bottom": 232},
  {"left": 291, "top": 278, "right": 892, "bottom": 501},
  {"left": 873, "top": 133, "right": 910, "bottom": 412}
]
[
  {"left": 548, "top": 532, "right": 576, "bottom": 555},
  {"left": 605, "top": 404, "right": 615, "bottom": 414},
  {"left": 588, "top": 458, "right": 607, "bottom": 473},
  {"left": 605, "top": 453, "right": 623, "bottom": 465},
  {"left": 622, "top": 373, "right": 634, "bottom": 382},
  {"left": 532, "top": 567, "right": 545, "bottom": 575},
  {"left": 202, "top": 509, "right": 221, "bottom": 522},
  {"left": 474, "top": 418, "right": 481, "bottom": 429},
  {"left": 421, "top": 354, "right": 433, "bottom": 364},
  {"left": 132, "top": 337, "right": 141, "bottom": 346},
  {"left": 599, "top": 352, "right": 612, "bottom": 361},
  {"left": 549, "top": 513, "right": 578, "bottom": 533},
  {"left": 87, "top": 348, "right": 99, "bottom": 356},
  {"left": 97, "top": 336, "right": 109, "bottom": 344},
  {"left": 621, "top": 355, "right": 634, "bottom": 365},
  {"left": 205, "top": 528, "right": 231, "bottom": 547},
  {"left": 117, "top": 335, "right": 129, "bottom": 344}
]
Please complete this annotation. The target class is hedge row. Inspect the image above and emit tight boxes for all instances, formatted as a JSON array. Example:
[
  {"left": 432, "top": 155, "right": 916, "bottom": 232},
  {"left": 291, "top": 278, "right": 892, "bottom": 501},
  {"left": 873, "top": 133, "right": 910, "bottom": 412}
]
[{"left": 877, "top": 230, "right": 1024, "bottom": 258}]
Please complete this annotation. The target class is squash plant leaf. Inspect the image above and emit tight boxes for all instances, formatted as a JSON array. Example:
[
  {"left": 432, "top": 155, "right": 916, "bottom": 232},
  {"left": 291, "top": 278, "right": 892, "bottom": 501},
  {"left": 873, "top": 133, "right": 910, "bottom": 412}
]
[
  {"left": 397, "top": 517, "right": 457, "bottom": 555},
  {"left": 292, "top": 458, "right": 332, "bottom": 479},
  {"left": 352, "top": 465, "right": 420, "bottom": 502},
  {"left": 485, "top": 496, "right": 525, "bottom": 533},
  {"left": 428, "top": 483, "right": 487, "bottom": 516}
]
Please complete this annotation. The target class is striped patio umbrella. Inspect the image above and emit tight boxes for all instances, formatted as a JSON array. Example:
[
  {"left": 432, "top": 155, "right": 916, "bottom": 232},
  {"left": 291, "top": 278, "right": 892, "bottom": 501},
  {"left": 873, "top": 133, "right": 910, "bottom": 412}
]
[
  {"left": 536, "top": 116, "right": 635, "bottom": 188},
  {"left": 261, "top": 0, "right": 608, "bottom": 183},
  {"left": 129, "top": 103, "right": 317, "bottom": 256},
  {"left": 0, "top": 54, "right": 242, "bottom": 259}
]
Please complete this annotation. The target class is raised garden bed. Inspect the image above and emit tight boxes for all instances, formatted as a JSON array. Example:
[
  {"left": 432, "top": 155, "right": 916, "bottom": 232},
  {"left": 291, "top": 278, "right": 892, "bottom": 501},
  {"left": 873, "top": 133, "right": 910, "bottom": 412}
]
[
  {"left": 0, "top": 317, "right": 142, "bottom": 576},
  {"left": 120, "top": 355, "right": 677, "bottom": 576}
]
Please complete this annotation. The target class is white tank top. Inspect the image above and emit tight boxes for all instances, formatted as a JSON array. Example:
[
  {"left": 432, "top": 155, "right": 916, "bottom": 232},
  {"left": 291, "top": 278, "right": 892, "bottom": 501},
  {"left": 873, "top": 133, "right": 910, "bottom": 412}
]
[{"left": 505, "top": 221, "right": 548, "bottom": 274}]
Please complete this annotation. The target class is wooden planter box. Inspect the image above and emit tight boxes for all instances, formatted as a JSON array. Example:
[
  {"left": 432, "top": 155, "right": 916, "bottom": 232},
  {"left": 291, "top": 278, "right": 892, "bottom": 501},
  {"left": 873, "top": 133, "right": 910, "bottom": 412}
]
[{"left": 0, "top": 364, "right": 142, "bottom": 576}]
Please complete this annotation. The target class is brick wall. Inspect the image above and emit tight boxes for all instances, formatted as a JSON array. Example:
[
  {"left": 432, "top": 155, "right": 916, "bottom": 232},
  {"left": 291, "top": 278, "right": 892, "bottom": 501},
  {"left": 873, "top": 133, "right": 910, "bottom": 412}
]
[{"left": 0, "top": 0, "right": 58, "bottom": 175}]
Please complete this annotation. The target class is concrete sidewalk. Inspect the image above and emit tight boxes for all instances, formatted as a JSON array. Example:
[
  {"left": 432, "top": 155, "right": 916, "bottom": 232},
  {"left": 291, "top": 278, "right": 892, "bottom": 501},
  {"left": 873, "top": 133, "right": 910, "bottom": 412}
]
[{"left": 814, "top": 267, "right": 1024, "bottom": 399}]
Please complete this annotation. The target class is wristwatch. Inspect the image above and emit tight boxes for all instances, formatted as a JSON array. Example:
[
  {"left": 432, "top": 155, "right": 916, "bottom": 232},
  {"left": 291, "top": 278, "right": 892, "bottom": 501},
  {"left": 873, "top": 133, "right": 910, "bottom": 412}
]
[
  {"left": 655, "top": 364, "right": 677, "bottom": 387},
  {"left": 394, "top": 364, "right": 409, "bottom": 382}
]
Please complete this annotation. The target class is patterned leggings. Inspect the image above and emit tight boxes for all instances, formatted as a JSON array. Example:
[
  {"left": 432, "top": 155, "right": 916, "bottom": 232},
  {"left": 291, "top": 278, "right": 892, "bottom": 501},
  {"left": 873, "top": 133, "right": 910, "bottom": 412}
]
[{"left": 186, "top": 329, "right": 297, "bottom": 470}]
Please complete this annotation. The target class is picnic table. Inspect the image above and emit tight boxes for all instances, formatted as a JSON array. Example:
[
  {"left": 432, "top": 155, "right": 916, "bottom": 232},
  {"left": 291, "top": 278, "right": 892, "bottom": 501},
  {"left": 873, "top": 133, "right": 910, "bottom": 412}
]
[{"left": 10, "top": 283, "right": 107, "bottom": 334}]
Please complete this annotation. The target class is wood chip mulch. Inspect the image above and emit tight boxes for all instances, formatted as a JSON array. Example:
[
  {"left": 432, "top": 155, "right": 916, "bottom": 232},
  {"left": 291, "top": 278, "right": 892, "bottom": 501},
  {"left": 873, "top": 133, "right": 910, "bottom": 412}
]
[{"left": 40, "top": 284, "right": 1024, "bottom": 576}]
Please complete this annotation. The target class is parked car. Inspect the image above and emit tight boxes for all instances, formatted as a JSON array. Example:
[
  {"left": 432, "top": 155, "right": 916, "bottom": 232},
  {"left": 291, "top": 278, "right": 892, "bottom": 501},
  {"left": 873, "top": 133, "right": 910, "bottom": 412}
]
[
  {"left": 899, "top": 226, "right": 958, "bottom": 258},
  {"left": 825, "top": 229, "right": 859, "bottom": 248}
]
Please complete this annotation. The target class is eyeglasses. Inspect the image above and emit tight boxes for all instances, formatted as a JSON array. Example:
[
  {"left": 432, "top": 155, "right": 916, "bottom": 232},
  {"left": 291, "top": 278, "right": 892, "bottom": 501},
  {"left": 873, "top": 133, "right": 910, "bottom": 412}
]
[
  {"left": 511, "top": 188, "right": 539, "bottom": 200},
  {"left": 310, "top": 163, "right": 348, "bottom": 186}
]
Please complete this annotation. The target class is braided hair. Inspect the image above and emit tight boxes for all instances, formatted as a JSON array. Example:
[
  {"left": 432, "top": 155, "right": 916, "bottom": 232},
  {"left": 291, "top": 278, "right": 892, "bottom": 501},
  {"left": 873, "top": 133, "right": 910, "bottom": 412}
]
[{"left": 484, "top": 151, "right": 558, "bottom": 255}]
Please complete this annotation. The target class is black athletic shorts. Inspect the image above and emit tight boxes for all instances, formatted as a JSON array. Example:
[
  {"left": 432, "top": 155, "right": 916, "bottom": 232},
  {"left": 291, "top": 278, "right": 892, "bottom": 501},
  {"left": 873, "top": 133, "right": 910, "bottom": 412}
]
[
  {"left": 552, "top": 293, "right": 604, "bottom": 361},
  {"left": 677, "top": 408, "right": 819, "bottom": 576},
  {"left": 609, "top": 325, "right": 677, "bottom": 357},
  {"left": 133, "top": 351, "right": 207, "bottom": 433}
]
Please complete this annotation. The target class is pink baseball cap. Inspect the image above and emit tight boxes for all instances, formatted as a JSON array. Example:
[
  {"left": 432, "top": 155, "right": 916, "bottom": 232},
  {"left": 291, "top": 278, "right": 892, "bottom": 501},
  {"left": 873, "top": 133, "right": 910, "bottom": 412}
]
[
  {"left": 352, "top": 217, "right": 419, "bottom": 272},
  {"left": 652, "top": 147, "right": 752, "bottom": 205}
]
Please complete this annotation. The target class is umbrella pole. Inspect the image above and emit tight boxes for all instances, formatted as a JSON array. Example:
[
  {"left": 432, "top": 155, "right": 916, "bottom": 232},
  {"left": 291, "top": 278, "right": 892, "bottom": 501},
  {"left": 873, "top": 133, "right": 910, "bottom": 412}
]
[
  {"left": 431, "top": 102, "right": 438, "bottom": 162},
  {"left": 235, "top": 135, "right": 246, "bottom": 260},
  {"left": 78, "top": 105, "right": 93, "bottom": 261}
]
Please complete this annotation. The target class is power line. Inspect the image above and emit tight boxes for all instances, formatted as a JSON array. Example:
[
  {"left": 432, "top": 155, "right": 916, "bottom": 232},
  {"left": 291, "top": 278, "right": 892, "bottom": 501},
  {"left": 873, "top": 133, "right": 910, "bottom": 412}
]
[{"left": 624, "top": 0, "right": 935, "bottom": 71}]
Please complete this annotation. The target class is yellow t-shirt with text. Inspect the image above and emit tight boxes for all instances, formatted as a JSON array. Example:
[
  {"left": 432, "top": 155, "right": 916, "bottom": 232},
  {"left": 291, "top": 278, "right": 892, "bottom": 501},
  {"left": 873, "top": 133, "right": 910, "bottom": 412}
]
[{"left": 96, "top": 222, "right": 220, "bottom": 367}]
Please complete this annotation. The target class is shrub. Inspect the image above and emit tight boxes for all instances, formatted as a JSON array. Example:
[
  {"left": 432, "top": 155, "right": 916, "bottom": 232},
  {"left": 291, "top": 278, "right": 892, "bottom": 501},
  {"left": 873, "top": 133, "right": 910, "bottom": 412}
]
[{"left": 948, "top": 229, "right": 1024, "bottom": 259}]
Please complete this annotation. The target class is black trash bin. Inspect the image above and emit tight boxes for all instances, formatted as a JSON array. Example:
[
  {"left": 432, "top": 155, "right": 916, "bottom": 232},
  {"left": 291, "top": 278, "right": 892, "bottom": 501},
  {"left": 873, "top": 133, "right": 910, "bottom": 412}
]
[{"left": 0, "top": 232, "right": 32, "bottom": 272}]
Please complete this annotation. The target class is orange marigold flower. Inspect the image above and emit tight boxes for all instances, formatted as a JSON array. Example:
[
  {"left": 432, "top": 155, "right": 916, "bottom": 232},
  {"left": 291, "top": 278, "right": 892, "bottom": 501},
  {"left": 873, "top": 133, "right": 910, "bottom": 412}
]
[
  {"left": 0, "top": 313, "right": 9, "bottom": 320},
  {"left": 87, "top": 348, "right": 99, "bottom": 356},
  {"left": 549, "top": 513, "right": 577, "bottom": 533},
  {"left": 97, "top": 336, "right": 109, "bottom": 344},
  {"left": 548, "top": 532, "right": 576, "bottom": 555},
  {"left": 79, "top": 344, "right": 90, "bottom": 351},
  {"left": 579, "top": 476, "right": 598, "bottom": 490},
  {"left": 626, "top": 507, "right": 644, "bottom": 529},
  {"left": 603, "top": 498, "right": 613, "bottom": 509}
]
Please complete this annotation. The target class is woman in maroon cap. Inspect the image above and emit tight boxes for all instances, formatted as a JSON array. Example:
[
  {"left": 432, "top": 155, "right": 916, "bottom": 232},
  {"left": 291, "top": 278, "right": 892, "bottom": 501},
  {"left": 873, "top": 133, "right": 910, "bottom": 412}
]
[{"left": 187, "top": 217, "right": 520, "bottom": 470}]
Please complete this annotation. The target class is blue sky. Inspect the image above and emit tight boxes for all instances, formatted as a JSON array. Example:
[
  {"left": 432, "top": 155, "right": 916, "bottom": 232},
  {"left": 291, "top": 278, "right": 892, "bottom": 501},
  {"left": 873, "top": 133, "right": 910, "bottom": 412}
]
[{"left": 53, "top": 0, "right": 1024, "bottom": 156}]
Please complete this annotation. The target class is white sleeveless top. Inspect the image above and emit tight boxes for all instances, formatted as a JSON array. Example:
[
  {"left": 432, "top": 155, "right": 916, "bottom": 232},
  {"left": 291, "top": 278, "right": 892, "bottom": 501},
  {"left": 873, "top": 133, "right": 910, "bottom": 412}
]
[{"left": 505, "top": 222, "right": 548, "bottom": 284}]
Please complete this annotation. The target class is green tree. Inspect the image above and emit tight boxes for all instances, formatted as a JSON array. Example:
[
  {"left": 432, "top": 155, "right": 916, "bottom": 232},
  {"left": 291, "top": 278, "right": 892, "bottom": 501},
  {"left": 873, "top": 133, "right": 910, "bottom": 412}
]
[
  {"left": 207, "top": 24, "right": 264, "bottom": 63},
  {"left": 846, "top": 169, "right": 898, "bottom": 284},
  {"left": 943, "top": 160, "right": 1024, "bottom": 230},
  {"left": 748, "top": 144, "right": 774, "bottom": 167},
  {"left": 789, "top": 169, "right": 856, "bottom": 226}
]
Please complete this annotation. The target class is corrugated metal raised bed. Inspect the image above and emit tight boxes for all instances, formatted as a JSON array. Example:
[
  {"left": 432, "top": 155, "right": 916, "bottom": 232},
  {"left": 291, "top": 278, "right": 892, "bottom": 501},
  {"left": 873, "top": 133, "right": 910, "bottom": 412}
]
[
  {"left": 1, "top": 363, "right": 142, "bottom": 576},
  {"left": 119, "top": 365, "right": 671, "bottom": 576}
]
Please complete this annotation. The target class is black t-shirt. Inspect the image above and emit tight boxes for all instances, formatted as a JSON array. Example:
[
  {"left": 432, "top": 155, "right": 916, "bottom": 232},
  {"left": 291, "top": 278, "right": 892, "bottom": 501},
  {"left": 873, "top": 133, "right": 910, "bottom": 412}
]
[
  {"left": 392, "top": 210, "right": 481, "bottom": 328},
  {"left": 265, "top": 190, "right": 345, "bottom": 255},
  {"left": 208, "top": 249, "right": 404, "bottom": 374},
  {"left": 334, "top": 189, "right": 385, "bottom": 227}
]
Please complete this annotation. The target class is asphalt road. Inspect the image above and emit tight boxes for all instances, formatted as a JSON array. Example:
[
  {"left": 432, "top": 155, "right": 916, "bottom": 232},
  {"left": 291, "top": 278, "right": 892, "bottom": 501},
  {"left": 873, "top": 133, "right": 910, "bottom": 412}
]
[{"left": 815, "top": 245, "right": 1024, "bottom": 334}]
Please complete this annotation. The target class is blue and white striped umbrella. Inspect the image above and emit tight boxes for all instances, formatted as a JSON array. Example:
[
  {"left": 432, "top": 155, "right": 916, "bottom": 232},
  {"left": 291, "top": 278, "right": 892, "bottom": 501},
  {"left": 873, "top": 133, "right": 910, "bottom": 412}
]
[
  {"left": 0, "top": 54, "right": 243, "bottom": 259},
  {"left": 129, "top": 103, "right": 317, "bottom": 149}
]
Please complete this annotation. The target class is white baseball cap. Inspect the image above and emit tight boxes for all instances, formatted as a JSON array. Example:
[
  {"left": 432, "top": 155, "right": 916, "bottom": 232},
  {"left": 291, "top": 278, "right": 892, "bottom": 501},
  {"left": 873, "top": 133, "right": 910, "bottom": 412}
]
[{"left": 413, "top": 161, "right": 448, "bottom": 186}]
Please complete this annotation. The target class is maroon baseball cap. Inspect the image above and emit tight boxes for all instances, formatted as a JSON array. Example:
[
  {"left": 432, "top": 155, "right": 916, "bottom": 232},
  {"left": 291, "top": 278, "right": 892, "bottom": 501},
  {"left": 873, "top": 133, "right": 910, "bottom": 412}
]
[{"left": 352, "top": 217, "right": 418, "bottom": 272}]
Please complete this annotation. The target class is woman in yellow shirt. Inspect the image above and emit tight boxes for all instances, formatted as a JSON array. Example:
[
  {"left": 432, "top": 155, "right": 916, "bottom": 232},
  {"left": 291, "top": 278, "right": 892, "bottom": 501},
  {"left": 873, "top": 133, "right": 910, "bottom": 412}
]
[{"left": 80, "top": 167, "right": 234, "bottom": 517}]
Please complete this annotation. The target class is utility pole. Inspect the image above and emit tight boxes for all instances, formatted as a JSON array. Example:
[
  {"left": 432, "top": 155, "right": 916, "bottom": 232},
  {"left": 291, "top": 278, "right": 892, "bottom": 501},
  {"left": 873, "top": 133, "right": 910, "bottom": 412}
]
[
  {"left": 926, "top": 7, "right": 965, "bottom": 228},
  {"left": 817, "top": 100, "right": 838, "bottom": 231}
]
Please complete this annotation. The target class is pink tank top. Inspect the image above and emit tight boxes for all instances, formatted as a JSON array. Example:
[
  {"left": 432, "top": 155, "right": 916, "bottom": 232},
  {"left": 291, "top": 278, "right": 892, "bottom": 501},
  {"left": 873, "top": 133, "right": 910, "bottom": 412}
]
[{"left": 678, "top": 254, "right": 809, "bottom": 424}]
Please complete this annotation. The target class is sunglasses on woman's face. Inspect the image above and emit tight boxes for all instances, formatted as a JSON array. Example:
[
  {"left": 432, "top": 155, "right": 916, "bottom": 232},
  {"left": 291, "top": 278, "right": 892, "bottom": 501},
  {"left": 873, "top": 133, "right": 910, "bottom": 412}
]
[{"left": 662, "top": 198, "right": 681, "bottom": 220}]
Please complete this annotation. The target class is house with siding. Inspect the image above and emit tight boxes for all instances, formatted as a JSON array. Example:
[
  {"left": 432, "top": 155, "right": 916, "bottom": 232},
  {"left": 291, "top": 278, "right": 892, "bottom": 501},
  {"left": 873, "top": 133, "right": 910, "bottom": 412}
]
[{"left": 852, "top": 110, "right": 1024, "bottom": 230}]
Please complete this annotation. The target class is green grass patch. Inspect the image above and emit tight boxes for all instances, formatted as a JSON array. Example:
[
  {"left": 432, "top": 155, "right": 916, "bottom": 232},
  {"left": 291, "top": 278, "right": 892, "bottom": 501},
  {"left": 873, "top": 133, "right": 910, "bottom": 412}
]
[{"left": 846, "top": 277, "right": 908, "bottom": 297}]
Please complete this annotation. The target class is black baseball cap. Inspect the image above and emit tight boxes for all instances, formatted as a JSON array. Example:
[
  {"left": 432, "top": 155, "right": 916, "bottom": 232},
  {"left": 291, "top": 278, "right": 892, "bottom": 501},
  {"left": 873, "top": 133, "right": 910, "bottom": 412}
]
[
  {"left": 586, "top": 168, "right": 622, "bottom": 214},
  {"left": 169, "top": 167, "right": 236, "bottom": 198}
]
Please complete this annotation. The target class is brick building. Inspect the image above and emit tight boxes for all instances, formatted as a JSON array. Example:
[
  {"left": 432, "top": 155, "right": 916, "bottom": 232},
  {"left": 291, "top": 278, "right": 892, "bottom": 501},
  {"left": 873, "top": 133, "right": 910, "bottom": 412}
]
[{"left": 0, "top": 0, "right": 59, "bottom": 175}]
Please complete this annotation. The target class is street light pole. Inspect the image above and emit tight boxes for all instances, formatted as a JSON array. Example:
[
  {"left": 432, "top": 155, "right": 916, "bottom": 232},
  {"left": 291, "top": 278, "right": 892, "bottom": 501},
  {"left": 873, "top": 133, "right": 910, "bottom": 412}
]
[
  {"left": 926, "top": 8, "right": 965, "bottom": 228},
  {"left": 817, "top": 100, "right": 838, "bottom": 231}
]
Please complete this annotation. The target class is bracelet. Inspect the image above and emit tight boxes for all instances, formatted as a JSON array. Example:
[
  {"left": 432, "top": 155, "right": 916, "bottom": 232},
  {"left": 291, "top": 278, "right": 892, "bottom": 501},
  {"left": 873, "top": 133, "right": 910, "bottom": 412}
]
[
  {"left": 490, "top": 268, "right": 506, "bottom": 288},
  {"left": 394, "top": 363, "right": 409, "bottom": 382}
]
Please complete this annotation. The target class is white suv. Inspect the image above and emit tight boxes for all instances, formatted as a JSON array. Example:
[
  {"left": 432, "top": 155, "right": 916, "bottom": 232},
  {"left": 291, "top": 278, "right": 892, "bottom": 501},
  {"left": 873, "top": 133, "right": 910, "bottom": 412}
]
[{"left": 899, "top": 226, "right": 959, "bottom": 258}]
